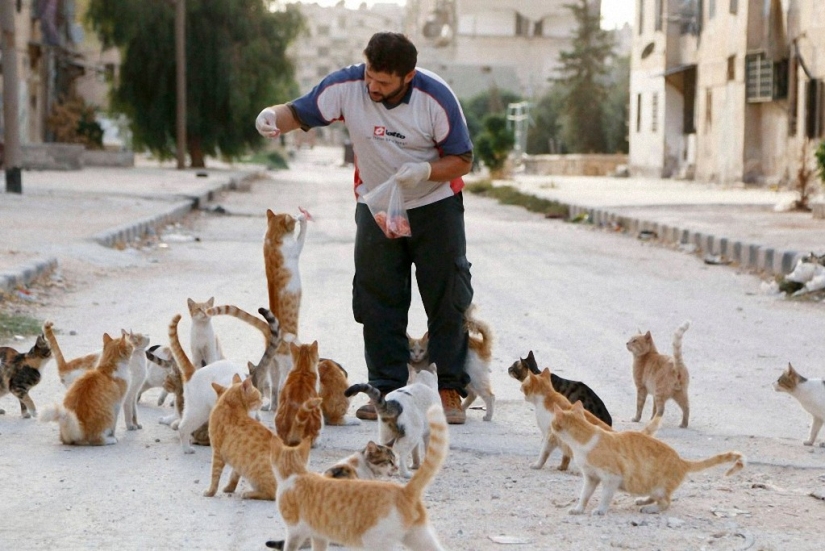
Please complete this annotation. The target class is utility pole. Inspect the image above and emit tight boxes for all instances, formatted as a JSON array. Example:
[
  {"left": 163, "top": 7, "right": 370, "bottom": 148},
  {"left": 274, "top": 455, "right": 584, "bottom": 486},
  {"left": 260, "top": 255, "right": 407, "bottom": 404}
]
[
  {"left": 175, "top": 0, "right": 187, "bottom": 169},
  {"left": 1, "top": 0, "right": 22, "bottom": 193}
]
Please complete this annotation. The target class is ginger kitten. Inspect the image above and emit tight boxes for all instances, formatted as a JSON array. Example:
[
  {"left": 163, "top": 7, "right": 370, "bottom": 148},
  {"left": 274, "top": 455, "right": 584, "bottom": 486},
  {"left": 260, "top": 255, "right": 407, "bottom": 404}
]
[
  {"left": 40, "top": 332, "right": 134, "bottom": 445},
  {"left": 626, "top": 320, "right": 691, "bottom": 427},
  {"left": 269, "top": 405, "right": 448, "bottom": 550},
  {"left": 204, "top": 374, "right": 276, "bottom": 500},
  {"left": 774, "top": 363, "right": 825, "bottom": 447},
  {"left": 317, "top": 358, "right": 355, "bottom": 426},
  {"left": 551, "top": 401, "right": 744, "bottom": 515},
  {"left": 274, "top": 340, "right": 323, "bottom": 446}
]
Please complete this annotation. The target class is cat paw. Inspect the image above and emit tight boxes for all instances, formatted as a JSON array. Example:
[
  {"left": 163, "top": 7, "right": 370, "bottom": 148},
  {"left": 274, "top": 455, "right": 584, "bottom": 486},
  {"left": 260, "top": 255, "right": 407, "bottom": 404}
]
[
  {"left": 819, "top": 442, "right": 825, "bottom": 448},
  {"left": 104, "top": 436, "right": 118, "bottom": 445},
  {"left": 203, "top": 489, "right": 217, "bottom": 497},
  {"left": 127, "top": 423, "right": 143, "bottom": 431},
  {"left": 183, "top": 447, "right": 195, "bottom": 454},
  {"left": 22, "top": 412, "right": 32, "bottom": 419},
  {"left": 170, "top": 420, "right": 180, "bottom": 430},
  {"left": 640, "top": 504, "right": 661, "bottom": 514},
  {"left": 568, "top": 507, "right": 585, "bottom": 515},
  {"left": 261, "top": 403, "right": 273, "bottom": 412},
  {"left": 631, "top": 416, "right": 641, "bottom": 423},
  {"left": 591, "top": 509, "right": 608, "bottom": 516},
  {"left": 529, "top": 462, "right": 544, "bottom": 470},
  {"left": 0, "top": 408, "right": 5, "bottom": 415},
  {"left": 482, "top": 415, "right": 493, "bottom": 422},
  {"left": 803, "top": 441, "right": 814, "bottom": 446}
]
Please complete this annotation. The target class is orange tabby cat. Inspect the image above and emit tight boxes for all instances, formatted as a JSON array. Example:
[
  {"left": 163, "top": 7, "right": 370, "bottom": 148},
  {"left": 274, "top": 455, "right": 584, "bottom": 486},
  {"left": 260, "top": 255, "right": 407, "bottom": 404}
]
[
  {"left": 269, "top": 404, "right": 448, "bottom": 550},
  {"left": 42, "top": 321, "right": 98, "bottom": 388},
  {"left": 274, "top": 341, "right": 323, "bottom": 446},
  {"left": 317, "top": 358, "right": 353, "bottom": 426},
  {"left": 204, "top": 374, "right": 276, "bottom": 500},
  {"left": 551, "top": 401, "right": 744, "bottom": 515},
  {"left": 40, "top": 332, "right": 134, "bottom": 445},
  {"left": 626, "top": 320, "right": 691, "bottom": 427},
  {"left": 521, "top": 367, "right": 614, "bottom": 471}
]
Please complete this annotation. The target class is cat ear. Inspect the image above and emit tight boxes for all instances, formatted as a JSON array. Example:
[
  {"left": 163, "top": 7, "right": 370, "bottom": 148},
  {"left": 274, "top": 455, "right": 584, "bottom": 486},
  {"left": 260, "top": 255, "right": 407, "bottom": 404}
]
[
  {"left": 187, "top": 298, "right": 195, "bottom": 308},
  {"left": 266, "top": 208, "right": 275, "bottom": 221},
  {"left": 365, "top": 441, "right": 378, "bottom": 452},
  {"left": 232, "top": 373, "right": 242, "bottom": 384},
  {"left": 207, "top": 297, "right": 215, "bottom": 307},
  {"left": 211, "top": 381, "right": 227, "bottom": 396},
  {"left": 541, "top": 367, "right": 551, "bottom": 379},
  {"left": 552, "top": 403, "right": 564, "bottom": 416},
  {"left": 423, "top": 331, "right": 429, "bottom": 339},
  {"left": 571, "top": 400, "right": 584, "bottom": 413},
  {"left": 428, "top": 362, "right": 437, "bottom": 373},
  {"left": 102, "top": 333, "right": 113, "bottom": 345},
  {"left": 310, "top": 340, "right": 319, "bottom": 354},
  {"left": 645, "top": 331, "right": 652, "bottom": 338}
]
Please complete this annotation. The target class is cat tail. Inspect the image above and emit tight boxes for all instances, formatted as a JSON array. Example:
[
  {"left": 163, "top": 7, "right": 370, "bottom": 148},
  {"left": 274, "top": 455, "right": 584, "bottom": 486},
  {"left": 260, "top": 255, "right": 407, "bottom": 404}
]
[
  {"left": 344, "top": 383, "right": 400, "bottom": 418},
  {"left": 42, "top": 321, "right": 67, "bottom": 371},
  {"left": 206, "top": 304, "right": 271, "bottom": 341},
  {"left": 671, "top": 320, "right": 691, "bottom": 366},
  {"left": 40, "top": 404, "right": 84, "bottom": 442},
  {"left": 464, "top": 304, "right": 493, "bottom": 358},
  {"left": 286, "top": 397, "right": 323, "bottom": 446},
  {"left": 168, "top": 314, "right": 197, "bottom": 382},
  {"left": 404, "top": 405, "right": 449, "bottom": 499},
  {"left": 640, "top": 414, "right": 662, "bottom": 436},
  {"left": 145, "top": 345, "right": 175, "bottom": 369},
  {"left": 253, "top": 307, "right": 282, "bottom": 370},
  {"left": 685, "top": 451, "right": 745, "bottom": 476}
]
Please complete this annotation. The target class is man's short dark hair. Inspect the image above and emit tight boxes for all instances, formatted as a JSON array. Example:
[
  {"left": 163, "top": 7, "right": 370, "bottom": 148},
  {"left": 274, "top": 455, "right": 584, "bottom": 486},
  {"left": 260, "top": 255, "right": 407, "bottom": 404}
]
[{"left": 363, "top": 32, "right": 417, "bottom": 77}]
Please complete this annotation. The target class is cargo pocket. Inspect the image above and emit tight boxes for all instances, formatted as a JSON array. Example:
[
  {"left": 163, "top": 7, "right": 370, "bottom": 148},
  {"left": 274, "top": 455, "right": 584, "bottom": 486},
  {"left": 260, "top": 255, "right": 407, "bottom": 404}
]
[{"left": 452, "top": 256, "right": 473, "bottom": 312}]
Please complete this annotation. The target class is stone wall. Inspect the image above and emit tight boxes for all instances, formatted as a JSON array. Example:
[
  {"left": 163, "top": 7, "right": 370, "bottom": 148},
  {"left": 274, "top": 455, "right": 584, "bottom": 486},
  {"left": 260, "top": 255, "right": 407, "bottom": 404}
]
[
  {"left": 522, "top": 154, "right": 628, "bottom": 176},
  {"left": 19, "top": 144, "right": 134, "bottom": 170}
]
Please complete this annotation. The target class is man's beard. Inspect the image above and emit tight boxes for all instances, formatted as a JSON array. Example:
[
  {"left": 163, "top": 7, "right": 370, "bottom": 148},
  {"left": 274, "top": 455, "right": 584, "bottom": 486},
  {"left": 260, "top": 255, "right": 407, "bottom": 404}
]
[{"left": 368, "top": 81, "right": 407, "bottom": 103}]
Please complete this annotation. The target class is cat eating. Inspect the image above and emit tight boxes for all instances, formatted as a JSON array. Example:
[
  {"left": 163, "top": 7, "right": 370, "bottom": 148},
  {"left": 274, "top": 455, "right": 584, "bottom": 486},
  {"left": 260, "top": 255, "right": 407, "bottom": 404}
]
[
  {"left": 274, "top": 341, "right": 323, "bottom": 447},
  {"left": 626, "top": 320, "right": 691, "bottom": 427},
  {"left": 773, "top": 363, "right": 825, "bottom": 447},
  {"left": 551, "top": 401, "right": 744, "bottom": 515}
]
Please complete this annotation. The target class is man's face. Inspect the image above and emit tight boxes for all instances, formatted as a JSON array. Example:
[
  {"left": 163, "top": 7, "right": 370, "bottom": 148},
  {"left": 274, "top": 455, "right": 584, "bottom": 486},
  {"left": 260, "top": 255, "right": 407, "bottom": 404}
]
[{"left": 364, "top": 65, "right": 414, "bottom": 104}]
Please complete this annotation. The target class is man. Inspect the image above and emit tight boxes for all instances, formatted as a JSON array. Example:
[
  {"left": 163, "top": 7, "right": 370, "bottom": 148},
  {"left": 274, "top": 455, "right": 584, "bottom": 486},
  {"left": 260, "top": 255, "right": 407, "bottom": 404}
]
[{"left": 255, "top": 32, "right": 474, "bottom": 424}]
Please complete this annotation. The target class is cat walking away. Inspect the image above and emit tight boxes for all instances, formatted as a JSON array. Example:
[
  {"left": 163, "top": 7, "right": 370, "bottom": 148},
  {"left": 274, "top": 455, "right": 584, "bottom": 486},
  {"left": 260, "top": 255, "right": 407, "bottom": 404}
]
[
  {"left": 269, "top": 405, "right": 448, "bottom": 550},
  {"left": 0, "top": 333, "right": 52, "bottom": 418},
  {"left": 551, "top": 401, "right": 743, "bottom": 515},
  {"left": 626, "top": 320, "right": 691, "bottom": 427},
  {"left": 774, "top": 363, "right": 825, "bottom": 447}
]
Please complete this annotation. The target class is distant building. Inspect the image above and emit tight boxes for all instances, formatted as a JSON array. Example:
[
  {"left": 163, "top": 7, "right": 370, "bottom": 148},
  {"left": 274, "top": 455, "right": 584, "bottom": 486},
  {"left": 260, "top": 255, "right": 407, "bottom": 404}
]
[{"left": 630, "top": 0, "right": 825, "bottom": 185}]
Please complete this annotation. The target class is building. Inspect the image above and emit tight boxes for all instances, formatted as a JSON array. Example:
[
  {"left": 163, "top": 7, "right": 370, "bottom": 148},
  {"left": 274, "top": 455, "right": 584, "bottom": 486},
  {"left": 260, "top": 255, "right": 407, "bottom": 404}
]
[{"left": 630, "top": 0, "right": 825, "bottom": 185}]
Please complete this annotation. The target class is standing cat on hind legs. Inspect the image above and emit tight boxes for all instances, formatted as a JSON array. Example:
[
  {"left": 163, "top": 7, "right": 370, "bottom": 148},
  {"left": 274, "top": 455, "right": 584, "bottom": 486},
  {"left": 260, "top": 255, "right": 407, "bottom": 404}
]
[
  {"left": 0, "top": 333, "right": 52, "bottom": 418},
  {"left": 40, "top": 332, "right": 134, "bottom": 445},
  {"left": 268, "top": 404, "right": 449, "bottom": 551},
  {"left": 626, "top": 320, "right": 691, "bottom": 427},
  {"left": 551, "top": 401, "right": 744, "bottom": 515},
  {"left": 774, "top": 363, "right": 825, "bottom": 447}
]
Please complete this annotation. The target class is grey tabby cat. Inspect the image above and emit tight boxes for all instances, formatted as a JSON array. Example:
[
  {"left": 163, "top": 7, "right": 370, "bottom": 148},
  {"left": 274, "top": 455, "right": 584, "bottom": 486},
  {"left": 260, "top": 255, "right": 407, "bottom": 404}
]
[
  {"left": 0, "top": 334, "right": 52, "bottom": 418},
  {"left": 508, "top": 350, "right": 612, "bottom": 426}
]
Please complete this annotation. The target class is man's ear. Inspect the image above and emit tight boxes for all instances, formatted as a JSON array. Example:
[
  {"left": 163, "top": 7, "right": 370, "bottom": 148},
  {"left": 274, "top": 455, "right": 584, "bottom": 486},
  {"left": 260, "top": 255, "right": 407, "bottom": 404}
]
[{"left": 403, "top": 69, "right": 416, "bottom": 85}]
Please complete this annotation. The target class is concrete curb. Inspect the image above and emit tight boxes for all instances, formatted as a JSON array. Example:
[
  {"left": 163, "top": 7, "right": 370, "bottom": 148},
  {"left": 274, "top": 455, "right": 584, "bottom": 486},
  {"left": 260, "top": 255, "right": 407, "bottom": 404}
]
[
  {"left": 567, "top": 204, "right": 803, "bottom": 276},
  {"left": 0, "top": 171, "right": 261, "bottom": 294}
]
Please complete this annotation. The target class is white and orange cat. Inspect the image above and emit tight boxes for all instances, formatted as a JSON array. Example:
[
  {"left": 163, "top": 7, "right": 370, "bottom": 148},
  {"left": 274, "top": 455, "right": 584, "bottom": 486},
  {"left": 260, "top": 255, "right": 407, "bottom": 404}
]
[
  {"left": 187, "top": 297, "right": 224, "bottom": 369},
  {"left": 274, "top": 340, "right": 323, "bottom": 447},
  {"left": 204, "top": 374, "right": 277, "bottom": 500},
  {"left": 408, "top": 304, "right": 495, "bottom": 420},
  {"left": 626, "top": 320, "right": 691, "bottom": 427},
  {"left": 40, "top": 332, "right": 134, "bottom": 445},
  {"left": 551, "top": 401, "right": 744, "bottom": 515},
  {"left": 269, "top": 404, "right": 448, "bottom": 550},
  {"left": 774, "top": 363, "right": 825, "bottom": 447}
]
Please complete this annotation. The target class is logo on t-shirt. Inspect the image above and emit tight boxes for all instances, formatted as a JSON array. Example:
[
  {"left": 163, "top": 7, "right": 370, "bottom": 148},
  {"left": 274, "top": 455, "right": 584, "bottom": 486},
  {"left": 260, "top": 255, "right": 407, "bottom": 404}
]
[{"left": 373, "top": 126, "right": 386, "bottom": 137}]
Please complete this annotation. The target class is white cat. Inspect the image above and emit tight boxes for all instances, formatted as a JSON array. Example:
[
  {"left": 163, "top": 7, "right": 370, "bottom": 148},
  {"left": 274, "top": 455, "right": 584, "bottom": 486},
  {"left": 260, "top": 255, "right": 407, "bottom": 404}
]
[
  {"left": 122, "top": 330, "right": 151, "bottom": 431},
  {"left": 774, "top": 363, "right": 825, "bottom": 447},
  {"left": 187, "top": 297, "right": 224, "bottom": 369},
  {"left": 345, "top": 363, "right": 441, "bottom": 478},
  {"left": 139, "top": 344, "right": 174, "bottom": 407}
]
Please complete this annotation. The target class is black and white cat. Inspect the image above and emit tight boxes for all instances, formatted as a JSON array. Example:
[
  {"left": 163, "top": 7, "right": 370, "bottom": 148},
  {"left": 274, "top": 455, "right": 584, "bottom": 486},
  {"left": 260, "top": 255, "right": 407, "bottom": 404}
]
[{"left": 774, "top": 363, "right": 825, "bottom": 447}]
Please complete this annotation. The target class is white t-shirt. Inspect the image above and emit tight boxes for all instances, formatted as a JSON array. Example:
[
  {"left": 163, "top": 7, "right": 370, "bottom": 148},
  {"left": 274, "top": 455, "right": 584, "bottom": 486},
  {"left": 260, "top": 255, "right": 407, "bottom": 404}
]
[{"left": 289, "top": 63, "right": 473, "bottom": 209}]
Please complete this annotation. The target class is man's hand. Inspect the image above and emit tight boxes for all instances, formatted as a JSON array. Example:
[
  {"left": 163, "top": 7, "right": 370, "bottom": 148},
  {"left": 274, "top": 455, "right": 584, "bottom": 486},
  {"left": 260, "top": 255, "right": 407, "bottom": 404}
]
[
  {"left": 394, "top": 162, "right": 432, "bottom": 187},
  {"left": 256, "top": 107, "right": 280, "bottom": 139}
]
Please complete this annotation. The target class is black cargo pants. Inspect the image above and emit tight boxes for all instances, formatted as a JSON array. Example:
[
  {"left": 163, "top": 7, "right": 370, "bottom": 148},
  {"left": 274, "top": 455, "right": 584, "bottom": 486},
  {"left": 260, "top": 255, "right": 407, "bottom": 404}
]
[{"left": 353, "top": 192, "right": 473, "bottom": 395}]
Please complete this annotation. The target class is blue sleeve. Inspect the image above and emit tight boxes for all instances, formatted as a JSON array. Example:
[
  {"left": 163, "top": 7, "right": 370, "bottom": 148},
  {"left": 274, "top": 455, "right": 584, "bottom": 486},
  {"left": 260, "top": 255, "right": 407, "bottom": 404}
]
[{"left": 289, "top": 64, "right": 365, "bottom": 129}]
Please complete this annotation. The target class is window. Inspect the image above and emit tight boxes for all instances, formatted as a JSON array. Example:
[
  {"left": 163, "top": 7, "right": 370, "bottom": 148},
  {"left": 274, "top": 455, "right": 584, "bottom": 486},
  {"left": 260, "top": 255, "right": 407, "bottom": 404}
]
[
  {"left": 788, "top": 57, "right": 798, "bottom": 135},
  {"left": 516, "top": 12, "right": 531, "bottom": 36},
  {"left": 730, "top": 0, "right": 738, "bottom": 14},
  {"left": 745, "top": 52, "right": 773, "bottom": 102},
  {"left": 727, "top": 55, "right": 735, "bottom": 81},
  {"left": 636, "top": 93, "right": 642, "bottom": 132},
  {"left": 638, "top": 0, "right": 644, "bottom": 35},
  {"left": 651, "top": 92, "right": 659, "bottom": 132},
  {"left": 705, "top": 88, "right": 712, "bottom": 130},
  {"left": 806, "top": 79, "right": 823, "bottom": 138}
]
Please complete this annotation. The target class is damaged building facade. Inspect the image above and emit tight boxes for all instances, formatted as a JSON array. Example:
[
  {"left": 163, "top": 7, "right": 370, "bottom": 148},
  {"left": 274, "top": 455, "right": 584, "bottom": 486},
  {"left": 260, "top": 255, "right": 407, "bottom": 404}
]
[{"left": 630, "top": 0, "right": 825, "bottom": 185}]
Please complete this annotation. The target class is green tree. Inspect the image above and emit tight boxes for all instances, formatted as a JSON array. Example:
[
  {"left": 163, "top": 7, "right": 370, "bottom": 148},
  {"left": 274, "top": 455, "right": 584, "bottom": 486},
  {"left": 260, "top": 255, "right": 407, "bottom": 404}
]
[
  {"left": 526, "top": 85, "right": 565, "bottom": 154},
  {"left": 85, "top": 0, "right": 303, "bottom": 167},
  {"left": 461, "top": 87, "right": 522, "bottom": 146},
  {"left": 603, "top": 54, "right": 630, "bottom": 153},
  {"left": 475, "top": 113, "right": 515, "bottom": 176},
  {"left": 556, "top": 0, "right": 614, "bottom": 153}
]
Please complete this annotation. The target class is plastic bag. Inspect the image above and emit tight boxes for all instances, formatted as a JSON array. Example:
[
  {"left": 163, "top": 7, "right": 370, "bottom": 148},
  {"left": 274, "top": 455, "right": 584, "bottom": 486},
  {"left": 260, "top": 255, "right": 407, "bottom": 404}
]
[{"left": 362, "top": 176, "right": 411, "bottom": 238}]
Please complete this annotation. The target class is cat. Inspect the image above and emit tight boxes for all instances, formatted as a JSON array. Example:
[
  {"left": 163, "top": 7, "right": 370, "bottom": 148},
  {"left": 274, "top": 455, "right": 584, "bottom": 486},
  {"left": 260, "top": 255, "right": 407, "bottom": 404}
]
[
  {"left": 40, "top": 332, "right": 134, "bottom": 445},
  {"left": 551, "top": 400, "right": 744, "bottom": 515},
  {"left": 626, "top": 320, "right": 691, "bottom": 427},
  {"left": 520, "top": 367, "right": 614, "bottom": 471},
  {"left": 323, "top": 441, "right": 398, "bottom": 480},
  {"left": 263, "top": 209, "right": 308, "bottom": 409},
  {"left": 407, "top": 304, "right": 496, "bottom": 421},
  {"left": 140, "top": 344, "right": 174, "bottom": 406},
  {"left": 345, "top": 363, "right": 441, "bottom": 478},
  {"left": 0, "top": 333, "right": 52, "bottom": 418},
  {"left": 317, "top": 358, "right": 356, "bottom": 426},
  {"left": 268, "top": 404, "right": 448, "bottom": 550},
  {"left": 508, "top": 350, "right": 613, "bottom": 426},
  {"left": 187, "top": 297, "right": 224, "bottom": 369},
  {"left": 145, "top": 346, "right": 186, "bottom": 427},
  {"left": 274, "top": 340, "right": 323, "bottom": 447},
  {"left": 773, "top": 363, "right": 825, "bottom": 447},
  {"left": 42, "top": 320, "right": 97, "bottom": 388},
  {"left": 168, "top": 313, "right": 251, "bottom": 454},
  {"left": 203, "top": 373, "right": 277, "bottom": 500}
]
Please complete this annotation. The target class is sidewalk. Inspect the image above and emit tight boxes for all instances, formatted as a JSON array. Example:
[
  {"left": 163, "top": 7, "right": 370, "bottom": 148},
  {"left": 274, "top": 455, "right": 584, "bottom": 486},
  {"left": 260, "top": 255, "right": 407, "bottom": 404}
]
[{"left": 2, "top": 146, "right": 824, "bottom": 294}]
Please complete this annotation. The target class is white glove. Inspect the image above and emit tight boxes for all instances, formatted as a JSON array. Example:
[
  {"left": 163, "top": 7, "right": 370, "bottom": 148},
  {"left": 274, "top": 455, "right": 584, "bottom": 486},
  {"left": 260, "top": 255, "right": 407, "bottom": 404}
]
[
  {"left": 255, "top": 107, "right": 280, "bottom": 139},
  {"left": 395, "top": 162, "right": 432, "bottom": 187}
]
